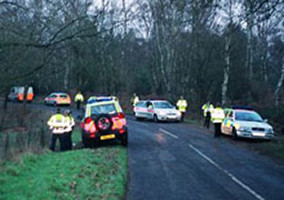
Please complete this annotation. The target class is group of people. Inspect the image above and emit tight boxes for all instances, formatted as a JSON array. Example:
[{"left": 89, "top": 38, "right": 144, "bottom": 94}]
[
  {"left": 131, "top": 94, "right": 188, "bottom": 121},
  {"left": 202, "top": 101, "right": 225, "bottom": 137},
  {"left": 131, "top": 94, "right": 225, "bottom": 137},
  {"left": 47, "top": 108, "right": 75, "bottom": 151}
]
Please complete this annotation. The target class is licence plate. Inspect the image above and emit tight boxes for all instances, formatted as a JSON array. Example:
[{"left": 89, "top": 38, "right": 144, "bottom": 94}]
[
  {"left": 100, "top": 134, "right": 115, "bottom": 140},
  {"left": 252, "top": 132, "right": 265, "bottom": 137}
]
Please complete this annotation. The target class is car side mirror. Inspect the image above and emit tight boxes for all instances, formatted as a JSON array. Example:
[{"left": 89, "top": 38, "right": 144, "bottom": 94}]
[{"left": 264, "top": 119, "right": 268, "bottom": 123}]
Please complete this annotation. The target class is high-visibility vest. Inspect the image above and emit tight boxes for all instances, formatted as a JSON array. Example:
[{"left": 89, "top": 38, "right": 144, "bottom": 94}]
[
  {"left": 75, "top": 93, "right": 84, "bottom": 102},
  {"left": 211, "top": 107, "right": 225, "bottom": 123},
  {"left": 133, "top": 96, "right": 139, "bottom": 106},
  {"left": 65, "top": 115, "right": 75, "bottom": 132},
  {"left": 176, "top": 99, "right": 187, "bottom": 112},
  {"left": 47, "top": 114, "right": 67, "bottom": 134},
  {"left": 202, "top": 104, "right": 214, "bottom": 117}
]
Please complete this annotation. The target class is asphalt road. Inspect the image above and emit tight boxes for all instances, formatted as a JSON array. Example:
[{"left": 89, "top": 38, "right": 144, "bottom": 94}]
[
  {"left": 7, "top": 102, "right": 284, "bottom": 200},
  {"left": 126, "top": 117, "right": 284, "bottom": 200}
]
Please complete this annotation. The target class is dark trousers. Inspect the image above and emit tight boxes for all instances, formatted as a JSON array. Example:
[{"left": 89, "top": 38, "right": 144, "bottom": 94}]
[
  {"left": 76, "top": 101, "right": 81, "bottom": 109},
  {"left": 204, "top": 112, "right": 211, "bottom": 128},
  {"left": 214, "top": 123, "right": 221, "bottom": 137},
  {"left": 50, "top": 134, "right": 65, "bottom": 151},
  {"left": 65, "top": 132, "right": 73, "bottom": 150},
  {"left": 181, "top": 112, "right": 185, "bottom": 122}
]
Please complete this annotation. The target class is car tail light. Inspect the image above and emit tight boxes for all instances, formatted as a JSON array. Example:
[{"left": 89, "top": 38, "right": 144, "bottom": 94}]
[
  {"left": 84, "top": 117, "right": 92, "bottom": 124},
  {"left": 119, "top": 129, "right": 125, "bottom": 134},
  {"left": 118, "top": 113, "right": 125, "bottom": 119}
]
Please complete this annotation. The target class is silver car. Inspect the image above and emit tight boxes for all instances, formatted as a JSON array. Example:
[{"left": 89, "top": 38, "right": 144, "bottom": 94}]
[
  {"left": 221, "top": 108, "right": 274, "bottom": 140},
  {"left": 134, "top": 100, "right": 182, "bottom": 122}
]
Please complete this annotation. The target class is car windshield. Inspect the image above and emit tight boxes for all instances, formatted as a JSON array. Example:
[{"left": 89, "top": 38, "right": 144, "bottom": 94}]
[
  {"left": 59, "top": 94, "right": 67, "bottom": 98},
  {"left": 154, "top": 102, "right": 174, "bottom": 109},
  {"left": 235, "top": 111, "right": 263, "bottom": 122},
  {"left": 91, "top": 103, "right": 117, "bottom": 115}
]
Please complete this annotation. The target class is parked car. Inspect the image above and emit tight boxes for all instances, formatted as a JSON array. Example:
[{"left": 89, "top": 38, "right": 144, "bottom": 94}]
[
  {"left": 8, "top": 86, "right": 34, "bottom": 102},
  {"left": 221, "top": 107, "right": 274, "bottom": 140},
  {"left": 80, "top": 96, "right": 128, "bottom": 147},
  {"left": 44, "top": 92, "right": 71, "bottom": 106},
  {"left": 134, "top": 100, "right": 182, "bottom": 122}
]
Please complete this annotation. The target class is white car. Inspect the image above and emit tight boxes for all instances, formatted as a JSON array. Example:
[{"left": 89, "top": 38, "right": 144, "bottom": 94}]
[
  {"left": 134, "top": 100, "right": 182, "bottom": 122},
  {"left": 221, "top": 108, "right": 274, "bottom": 140}
]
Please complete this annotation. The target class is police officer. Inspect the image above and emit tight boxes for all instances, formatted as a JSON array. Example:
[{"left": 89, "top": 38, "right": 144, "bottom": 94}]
[
  {"left": 74, "top": 91, "right": 84, "bottom": 110},
  {"left": 176, "top": 96, "right": 188, "bottom": 122},
  {"left": 131, "top": 93, "right": 139, "bottom": 107},
  {"left": 64, "top": 110, "right": 75, "bottom": 150},
  {"left": 211, "top": 104, "right": 225, "bottom": 137},
  {"left": 202, "top": 101, "right": 214, "bottom": 128},
  {"left": 47, "top": 108, "right": 67, "bottom": 151}
]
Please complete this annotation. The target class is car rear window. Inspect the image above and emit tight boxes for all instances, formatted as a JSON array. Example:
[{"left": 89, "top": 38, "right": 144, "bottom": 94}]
[
  {"left": 91, "top": 103, "right": 117, "bottom": 115},
  {"left": 154, "top": 102, "right": 174, "bottom": 109},
  {"left": 235, "top": 111, "right": 263, "bottom": 122},
  {"left": 60, "top": 94, "right": 68, "bottom": 98}
]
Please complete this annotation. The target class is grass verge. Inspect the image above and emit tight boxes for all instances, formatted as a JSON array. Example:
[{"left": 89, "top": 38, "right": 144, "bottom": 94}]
[{"left": 0, "top": 146, "right": 127, "bottom": 200}]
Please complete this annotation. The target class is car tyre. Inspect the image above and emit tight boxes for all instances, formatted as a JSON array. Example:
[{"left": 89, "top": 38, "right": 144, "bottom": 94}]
[{"left": 121, "top": 133, "right": 128, "bottom": 147}]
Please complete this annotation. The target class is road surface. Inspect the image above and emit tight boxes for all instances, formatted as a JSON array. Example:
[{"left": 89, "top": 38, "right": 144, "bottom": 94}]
[
  {"left": 7, "top": 102, "right": 284, "bottom": 200},
  {"left": 126, "top": 117, "right": 284, "bottom": 200}
]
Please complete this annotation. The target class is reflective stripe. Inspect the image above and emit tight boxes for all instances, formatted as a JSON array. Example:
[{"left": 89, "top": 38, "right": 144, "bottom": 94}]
[
  {"left": 112, "top": 118, "right": 126, "bottom": 129},
  {"left": 84, "top": 121, "right": 96, "bottom": 133}
]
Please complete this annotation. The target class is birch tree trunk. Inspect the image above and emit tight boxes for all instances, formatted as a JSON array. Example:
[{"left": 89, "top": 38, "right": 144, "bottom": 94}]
[
  {"left": 222, "top": 33, "right": 231, "bottom": 106},
  {"left": 274, "top": 56, "right": 284, "bottom": 106}
]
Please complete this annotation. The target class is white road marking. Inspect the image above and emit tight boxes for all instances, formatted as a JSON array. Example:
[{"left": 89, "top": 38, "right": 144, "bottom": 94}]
[
  {"left": 188, "top": 144, "right": 265, "bottom": 200},
  {"left": 159, "top": 128, "right": 178, "bottom": 139}
]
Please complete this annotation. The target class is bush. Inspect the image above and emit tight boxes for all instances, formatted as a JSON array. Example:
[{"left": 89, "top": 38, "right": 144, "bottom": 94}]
[{"left": 0, "top": 105, "right": 50, "bottom": 162}]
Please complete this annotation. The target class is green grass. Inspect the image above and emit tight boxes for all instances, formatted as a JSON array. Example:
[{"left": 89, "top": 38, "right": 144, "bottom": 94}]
[{"left": 0, "top": 146, "right": 127, "bottom": 200}]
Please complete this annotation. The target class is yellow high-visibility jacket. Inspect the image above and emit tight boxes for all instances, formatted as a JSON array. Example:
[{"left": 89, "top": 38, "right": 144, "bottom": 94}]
[
  {"left": 75, "top": 93, "right": 84, "bottom": 102},
  {"left": 211, "top": 107, "right": 225, "bottom": 123},
  {"left": 47, "top": 114, "right": 67, "bottom": 134},
  {"left": 202, "top": 104, "right": 214, "bottom": 117},
  {"left": 176, "top": 99, "right": 187, "bottom": 112}
]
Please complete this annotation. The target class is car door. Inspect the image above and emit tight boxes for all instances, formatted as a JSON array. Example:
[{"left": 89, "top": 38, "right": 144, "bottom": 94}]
[
  {"left": 222, "top": 110, "right": 233, "bottom": 135},
  {"left": 146, "top": 101, "right": 154, "bottom": 119},
  {"left": 134, "top": 101, "right": 147, "bottom": 118},
  {"left": 47, "top": 94, "right": 57, "bottom": 104}
]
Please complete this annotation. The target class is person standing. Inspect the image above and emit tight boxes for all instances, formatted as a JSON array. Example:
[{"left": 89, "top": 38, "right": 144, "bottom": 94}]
[
  {"left": 176, "top": 96, "right": 188, "bottom": 122},
  {"left": 202, "top": 101, "right": 214, "bottom": 128},
  {"left": 131, "top": 93, "right": 139, "bottom": 106},
  {"left": 64, "top": 110, "right": 75, "bottom": 150},
  {"left": 74, "top": 91, "right": 84, "bottom": 110},
  {"left": 211, "top": 104, "right": 225, "bottom": 137},
  {"left": 47, "top": 108, "right": 67, "bottom": 151}
]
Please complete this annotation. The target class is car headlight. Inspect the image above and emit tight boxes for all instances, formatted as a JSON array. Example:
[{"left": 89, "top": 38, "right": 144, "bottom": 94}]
[{"left": 238, "top": 126, "right": 251, "bottom": 132}]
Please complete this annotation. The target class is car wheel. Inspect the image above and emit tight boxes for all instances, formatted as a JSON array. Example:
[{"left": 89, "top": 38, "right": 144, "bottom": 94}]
[
  {"left": 232, "top": 128, "right": 239, "bottom": 140},
  {"left": 121, "top": 133, "right": 128, "bottom": 147},
  {"left": 153, "top": 114, "right": 159, "bottom": 122}
]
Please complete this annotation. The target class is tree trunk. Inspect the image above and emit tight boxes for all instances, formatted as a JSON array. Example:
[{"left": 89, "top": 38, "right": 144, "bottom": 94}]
[
  {"left": 222, "top": 34, "right": 231, "bottom": 106},
  {"left": 274, "top": 56, "right": 284, "bottom": 106},
  {"left": 245, "top": 5, "right": 254, "bottom": 80}
]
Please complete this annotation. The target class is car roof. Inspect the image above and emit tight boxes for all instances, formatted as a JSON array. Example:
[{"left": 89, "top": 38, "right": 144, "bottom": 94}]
[
  {"left": 87, "top": 96, "right": 118, "bottom": 104},
  {"left": 139, "top": 100, "right": 169, "bottom": 102},
  {"left": 234, "top": 109, "right": 256, "bottom": 113},
  {"left": 50, "top": 92, "right": 68, "bottom": 95}
]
